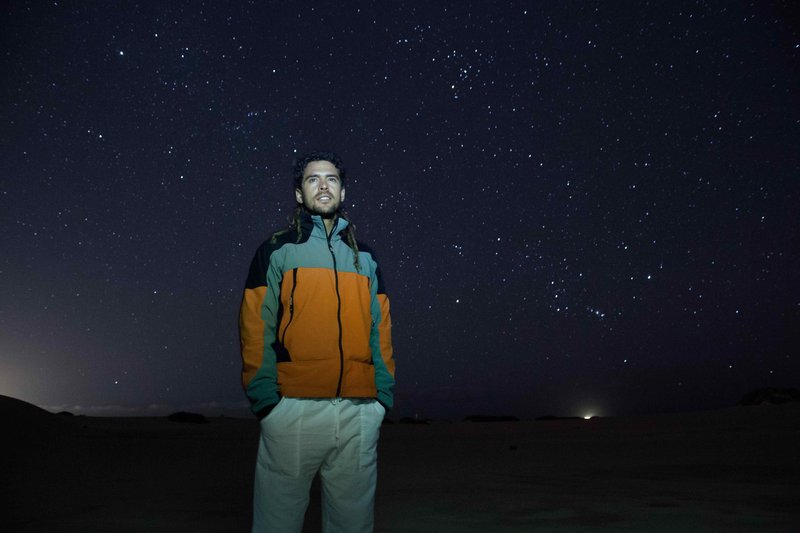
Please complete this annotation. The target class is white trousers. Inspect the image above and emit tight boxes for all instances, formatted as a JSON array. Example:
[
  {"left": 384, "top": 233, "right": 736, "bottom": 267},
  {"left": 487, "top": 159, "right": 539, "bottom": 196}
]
[{"left": 252, "top": 397, "right": 385, "bottom": 533}]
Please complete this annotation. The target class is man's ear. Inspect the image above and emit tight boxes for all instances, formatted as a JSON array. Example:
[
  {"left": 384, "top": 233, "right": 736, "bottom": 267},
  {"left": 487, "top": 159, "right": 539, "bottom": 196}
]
[
  {"left": 295, "top": 188, "right": 303, "bottom": 204},
  {"left": 341, "top": 188, "right": 345, "bottom": 202}
]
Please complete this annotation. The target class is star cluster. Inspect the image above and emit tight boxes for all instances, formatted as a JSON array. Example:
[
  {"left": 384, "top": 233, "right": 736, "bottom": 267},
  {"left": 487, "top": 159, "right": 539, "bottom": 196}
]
[{"left": 1, "top": 1, "right": 797, "bottom": 419}]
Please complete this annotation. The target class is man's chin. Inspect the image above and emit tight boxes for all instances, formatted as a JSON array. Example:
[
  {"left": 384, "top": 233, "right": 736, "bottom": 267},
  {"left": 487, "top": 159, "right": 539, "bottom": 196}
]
[{"left": 304, "top": 206, "right": 339, "bottom": 219}]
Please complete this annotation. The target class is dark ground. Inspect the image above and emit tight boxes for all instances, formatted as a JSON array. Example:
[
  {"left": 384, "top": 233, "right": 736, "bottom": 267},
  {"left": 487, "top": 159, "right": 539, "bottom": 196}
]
[{"left": 3, "top": 396, "right": 799, "bottom": 532}]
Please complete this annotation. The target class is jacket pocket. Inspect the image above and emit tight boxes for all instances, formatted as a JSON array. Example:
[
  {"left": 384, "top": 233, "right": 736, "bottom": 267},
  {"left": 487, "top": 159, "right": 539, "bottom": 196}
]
[
  {"left": 273, "top": 268, "right": 298, "bottom": 362},
  {"left": 280, "top": 268, "right": 298, "bottom": 345}
]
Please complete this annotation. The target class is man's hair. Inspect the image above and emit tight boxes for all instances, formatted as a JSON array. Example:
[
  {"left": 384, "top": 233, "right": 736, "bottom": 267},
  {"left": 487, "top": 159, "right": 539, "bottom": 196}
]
[{"left": 292, "top": 150, "right": 347, "bottom": 189}]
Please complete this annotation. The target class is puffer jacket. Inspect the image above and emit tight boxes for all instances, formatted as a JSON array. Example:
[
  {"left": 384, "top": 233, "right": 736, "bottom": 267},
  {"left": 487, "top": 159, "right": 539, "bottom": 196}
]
[{"left": 239, "top": 213, "right": 395, "bottom": 419}]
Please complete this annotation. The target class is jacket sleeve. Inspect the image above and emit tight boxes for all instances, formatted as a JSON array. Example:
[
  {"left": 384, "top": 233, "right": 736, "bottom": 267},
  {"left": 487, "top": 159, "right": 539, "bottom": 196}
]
[
  {"left": 239, "top": 242, "right": 282, "bottom": 418},
  {"left": 369, "top": 260, "right": 395, "bottom": 410}
]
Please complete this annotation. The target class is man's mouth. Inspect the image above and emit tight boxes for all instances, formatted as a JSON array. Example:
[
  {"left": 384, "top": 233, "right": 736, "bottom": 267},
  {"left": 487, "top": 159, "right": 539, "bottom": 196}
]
[{"left": 317, "top": 195, "right": 331, "bottom": 201}]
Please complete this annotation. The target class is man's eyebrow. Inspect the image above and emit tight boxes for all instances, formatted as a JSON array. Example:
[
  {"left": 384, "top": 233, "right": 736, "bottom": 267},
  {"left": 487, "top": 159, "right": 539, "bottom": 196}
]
[{"left": 304, "top": 172, "right": 340, "bottom": 178}]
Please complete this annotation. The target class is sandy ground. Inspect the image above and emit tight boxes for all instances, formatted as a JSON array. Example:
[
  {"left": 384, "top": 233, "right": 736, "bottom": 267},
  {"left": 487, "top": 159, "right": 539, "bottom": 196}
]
[{"left": 2, "top": 396, "right": 799, "bottom": 532}]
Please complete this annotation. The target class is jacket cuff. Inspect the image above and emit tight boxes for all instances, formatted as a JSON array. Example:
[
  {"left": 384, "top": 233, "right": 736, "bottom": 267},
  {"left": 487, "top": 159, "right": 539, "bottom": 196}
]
[
  {"left": 256, "top": 404, "right": 276, "bottom": 421},
  {"left": 377, "top": 399, "right": 391, "bottom": 414}
]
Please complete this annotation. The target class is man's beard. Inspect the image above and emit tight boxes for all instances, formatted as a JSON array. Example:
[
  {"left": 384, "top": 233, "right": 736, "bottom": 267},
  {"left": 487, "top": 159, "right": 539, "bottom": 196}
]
[
  {"left": 303, "top": 200, "right": 340, "bottom": 219},
  {"left": 312, "top": 208, "right": 337, "bottom": 219}
]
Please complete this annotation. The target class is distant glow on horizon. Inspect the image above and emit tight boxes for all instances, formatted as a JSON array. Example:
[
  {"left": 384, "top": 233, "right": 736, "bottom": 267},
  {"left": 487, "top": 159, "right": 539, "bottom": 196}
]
[
  {"left": 0, "top": 360, "right": 31, "bottom": 401},
  {"left": 583, "top": 415, "right": 592, "bottom": 420}
]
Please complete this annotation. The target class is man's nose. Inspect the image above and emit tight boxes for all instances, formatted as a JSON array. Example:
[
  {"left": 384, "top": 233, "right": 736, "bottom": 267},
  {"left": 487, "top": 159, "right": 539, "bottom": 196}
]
[{"left": 319, "top": 179, "right": 329, "bottom": 190}]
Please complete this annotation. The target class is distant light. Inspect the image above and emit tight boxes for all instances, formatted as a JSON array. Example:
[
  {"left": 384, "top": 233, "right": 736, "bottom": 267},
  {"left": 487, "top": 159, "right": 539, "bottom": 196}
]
[{"left": 583, "top": 416, "right": 591, "bottom": 420}]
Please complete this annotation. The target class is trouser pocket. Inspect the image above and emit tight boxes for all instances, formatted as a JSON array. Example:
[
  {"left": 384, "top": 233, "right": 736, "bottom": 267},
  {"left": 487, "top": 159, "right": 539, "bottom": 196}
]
[
  {"left": 258, "top": 398, "right": 302, "bottom": 477},
  {"left": 358, "top": 400, "right": 383, "bottom": 470}
]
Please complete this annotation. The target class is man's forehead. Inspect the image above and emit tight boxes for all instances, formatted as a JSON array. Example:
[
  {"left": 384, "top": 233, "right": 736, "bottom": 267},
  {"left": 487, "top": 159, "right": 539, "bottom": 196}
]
[{"left": 303, "top": 160, "right": 339, "bottom": 175}]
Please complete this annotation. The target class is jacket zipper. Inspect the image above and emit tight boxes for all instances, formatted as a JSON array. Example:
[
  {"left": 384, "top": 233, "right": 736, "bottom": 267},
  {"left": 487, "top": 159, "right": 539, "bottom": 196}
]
[
  {"left": 327, "top": 229, "right": 345, "bottom": 397},
  {"left": 280, "top": 268, "right": 298, "bottom": 345}
]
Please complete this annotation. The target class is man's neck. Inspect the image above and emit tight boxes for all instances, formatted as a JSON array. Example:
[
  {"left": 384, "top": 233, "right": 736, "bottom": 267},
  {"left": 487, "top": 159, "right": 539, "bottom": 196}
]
[
  {"left": 302, "top": 209, "right": 338, "bottom": 235},
  {"left": 322, "top": 216, "right": 335, "bottom": 235}
]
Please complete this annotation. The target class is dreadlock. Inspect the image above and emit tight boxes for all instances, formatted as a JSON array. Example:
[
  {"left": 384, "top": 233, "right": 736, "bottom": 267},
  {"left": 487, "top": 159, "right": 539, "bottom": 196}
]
[
  {"left": 270, "top": 150, "right": 361, "bottom": 271},
  {"left": 339, "top": 211, "right": 361, "bottom": 272}
]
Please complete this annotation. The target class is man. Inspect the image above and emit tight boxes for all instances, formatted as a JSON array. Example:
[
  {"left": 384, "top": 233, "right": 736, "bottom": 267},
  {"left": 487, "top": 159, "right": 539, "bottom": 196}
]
[{"left": 239, "top": 150, "right": 395, "bottom": 532}]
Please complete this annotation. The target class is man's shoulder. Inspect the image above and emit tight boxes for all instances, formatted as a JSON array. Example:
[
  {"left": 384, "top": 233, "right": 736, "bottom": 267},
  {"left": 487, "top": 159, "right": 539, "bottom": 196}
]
[
  {"left": 256, "top": 227, "right": 303, "bottom": 255},
  {"left": 355, "top": 240, "right": 390, "bottom": 292},
  {"left": 355, "top": 239, "right": 382, "bottom": 260}
]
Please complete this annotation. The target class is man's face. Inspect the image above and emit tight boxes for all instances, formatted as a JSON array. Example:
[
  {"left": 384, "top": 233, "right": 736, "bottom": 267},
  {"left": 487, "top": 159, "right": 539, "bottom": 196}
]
[{"left": 295, "top": 160, "right": 345, "bottom": 217}]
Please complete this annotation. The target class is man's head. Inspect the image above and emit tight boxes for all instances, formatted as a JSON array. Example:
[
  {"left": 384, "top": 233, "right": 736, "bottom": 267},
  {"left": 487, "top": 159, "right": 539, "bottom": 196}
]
[{"left": 293, "top": 151, "right": 346, "bottom": 219}]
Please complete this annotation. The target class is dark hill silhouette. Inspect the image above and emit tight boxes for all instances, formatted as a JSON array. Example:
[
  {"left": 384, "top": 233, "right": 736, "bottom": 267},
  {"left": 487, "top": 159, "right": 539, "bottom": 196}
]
[
  {"left": 0, "top": 395, "right": 70, "bottom": 445},
  {"left": 739, "top": 388, "right": 800, "bottom": 405},
  {"left": 0, "top": 394, "right": 53, "bottom": 421}
]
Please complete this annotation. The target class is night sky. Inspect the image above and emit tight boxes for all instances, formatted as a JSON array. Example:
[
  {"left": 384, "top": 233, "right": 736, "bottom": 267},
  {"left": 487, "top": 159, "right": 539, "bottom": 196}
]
[{"left": 2, "top": 1, "right": 798, "bottom": 420}]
